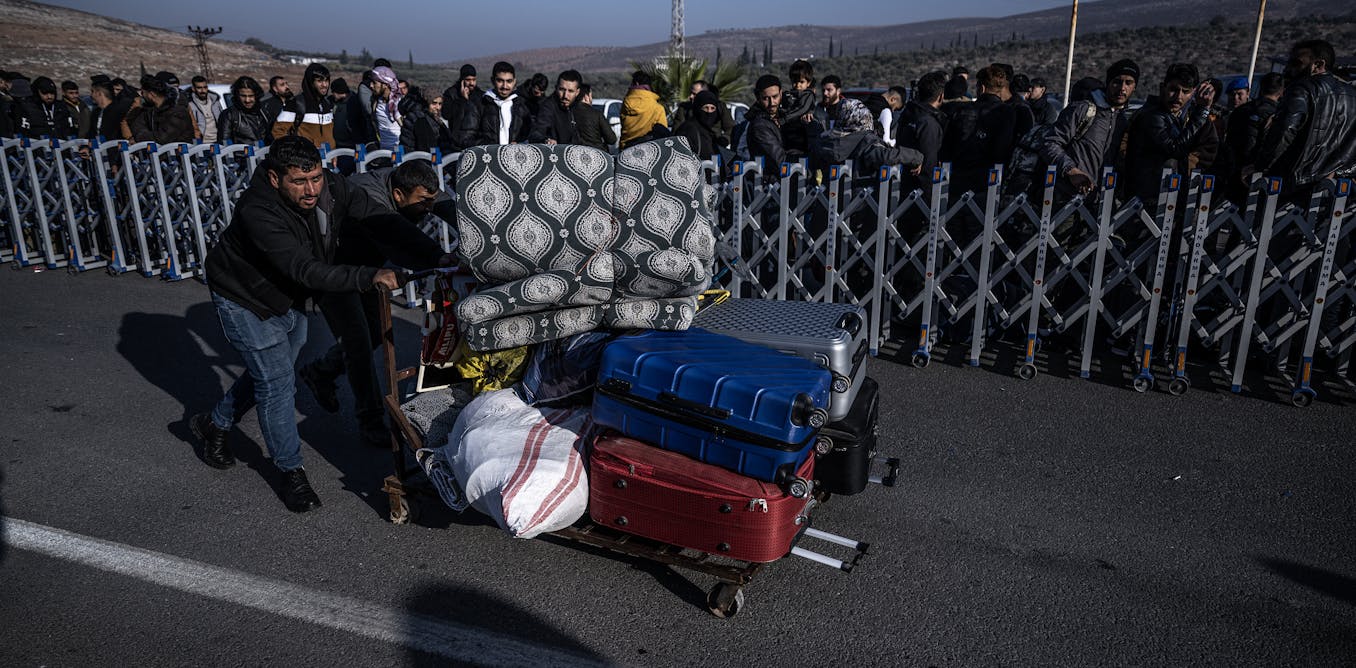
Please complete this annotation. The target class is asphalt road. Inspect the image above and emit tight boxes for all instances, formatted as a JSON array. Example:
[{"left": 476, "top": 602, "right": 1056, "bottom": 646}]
[{"left": 1, "top": 267, "right": 1354, "bottom": 667}]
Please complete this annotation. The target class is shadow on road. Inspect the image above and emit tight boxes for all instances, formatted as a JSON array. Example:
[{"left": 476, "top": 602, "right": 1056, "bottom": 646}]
[
  {"left": 1257, "top": 556, "right": 1356, "bottom": 607},
  {"left": 115, "top": 302, "right": 426, "bottom": 515},
  {"left": 403, "top": 584, "right": 605, "bottom": 666}
]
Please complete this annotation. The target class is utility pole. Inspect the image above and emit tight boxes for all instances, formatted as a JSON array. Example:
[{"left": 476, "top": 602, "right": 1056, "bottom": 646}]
[
  {"left": 671, "top": 0, "right": 685, "bottom": 59},
  {"left": 188, "top": 25, "right": 223, "bottom": 80}
]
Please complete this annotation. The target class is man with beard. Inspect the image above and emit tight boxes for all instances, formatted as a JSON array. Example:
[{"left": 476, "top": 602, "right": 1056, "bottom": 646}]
[
  {"left": 1123, "top": 63, "right": 1215, "bottom": 207},
  {"left": 13, "top": 76, "right": 77, "bottom": 139},
  {"left": 529, "top": 69, "right": 583, "bottom": 145},
  {"left": 272, "top": 64, "right": 335, "bottom": 149},
  {"left": 440, "top": 64, "right": 480, "bottom": 151},
  {"left": 1257, "top": 39, "right": 1356, "bottom": 202},
  {"left": 1039, "top": 59, "right": 1139, "bottom": 202},
  {"left": 124, "top": 74, "right": 194, "bottom": 143},
  {"left": 297, "top": 158, "right": 452, "bottom": 447},
  {"left": 86, "top": 80, "right": 132, "bottom": 142},
  {"left": 218, "top": 76, "right": 271, "bottom": 146},
  {"left": 260, "top": 75, "right": 292, "bottom": 127},
  {"left": 191, "top": 136, "right": 402, "bottom": 512}
]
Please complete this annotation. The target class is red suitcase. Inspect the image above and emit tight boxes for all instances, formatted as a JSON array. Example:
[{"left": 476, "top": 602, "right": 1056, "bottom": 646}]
[{"left": 588, "top": 433, "right": 814, "bottom": 563}]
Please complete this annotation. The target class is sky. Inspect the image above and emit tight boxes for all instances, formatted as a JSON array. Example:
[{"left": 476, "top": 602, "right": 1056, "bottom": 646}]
[{"left": 42, "top": 0, "right": 1074, "bottom": 62}]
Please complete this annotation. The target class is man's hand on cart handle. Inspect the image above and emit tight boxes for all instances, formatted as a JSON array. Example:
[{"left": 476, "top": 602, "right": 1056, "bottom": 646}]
[{"left": 372, "top": 268, "right": 402, "bottom": 290}]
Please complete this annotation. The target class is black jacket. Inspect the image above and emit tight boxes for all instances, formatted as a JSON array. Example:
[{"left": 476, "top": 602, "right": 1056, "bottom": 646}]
[
  {"left": 14, "top": 96, "right": 78, "bottom": 139},
  {"left": 528, "top": 95, "right": 580, "bottom": 144},
  {"left": 942, "top": 93, "right": 1017, "bottom": 195},
  {"left": 674, "top": 118, "right": 719, "bottom": 160},
  {"left": 205, "top": 168, "right": 378, "bottom": 319},
  {"left": 573, "top": 102, "right": 616, "bottom": 151},
  {"left": 1257, "top": 72, "right": 1356, "bottom": 191},
  {"left": 218, "top": 102, "right": 271, "bottom": 146},
  {"left": 1037, "top": 96, "right": 1128, "bottom": 199},
  {"left": 260, "top": 94, "right": 288, "bottom": 127},
  {"left": 346, "top": 90, "right": 376, "bottom": 149},
  {"left": 440, "top": 86, "right": 482, "bottom": 151},
  {"left": 897, "top": 100, "right": 947, "bottom": 192},
  {"left": 744, "top": 105, "right": 786, "bottom": 170},
  {"left": 337, "top": 167, "right": 449, "bottom": 269},
  {"left": 86, "top": 96, "right": 133, "bottom": 141},
  {"left": 125, "top": 97, "right": 194, "bottom": 144},
  {"left": 0, "top": 92, "right": 14, "bottom": 137},
  {"left": 1226, "top": 97, "right": 1278, "bottom": 171},
  {"left": 1123, "top": 96, "right": 1212, "bottom": 205},
  {"left": 476, "top": 92, "right": 532, "bottom": 145},
  {"left": 398, "top": 105, "right": 451, "bottom": 154}
]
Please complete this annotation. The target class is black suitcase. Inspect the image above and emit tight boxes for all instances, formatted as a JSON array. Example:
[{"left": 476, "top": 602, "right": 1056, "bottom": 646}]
[{"left": 814, "top": 377, "right": 897, "bottom": 495}]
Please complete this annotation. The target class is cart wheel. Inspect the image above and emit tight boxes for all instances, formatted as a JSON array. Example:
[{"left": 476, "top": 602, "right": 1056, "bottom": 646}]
[
  {"left": 1291, "top": 389, "right": 1315, "bottom": 408},
  {"left": 911, "top": 353, "right": 930, "bottom": 369},
  {"left": 1168, "top": 377, "right": 1190, "bottom": 396},
  {"left": 389, "top": 496, "right": 415, "bottom": 525},
  {"left": 1132, "top": 376, "right": 1154, "bottom": 393},
  {"left": 706, "top": 583, "right": 745, "bottom": 619},
  {"left": 1017, "top": 363, "right": 1038, "bottom": 380}
]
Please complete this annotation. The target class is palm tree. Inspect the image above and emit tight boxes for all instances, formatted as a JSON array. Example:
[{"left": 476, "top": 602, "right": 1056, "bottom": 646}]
[{"left": 630, "top": 55, "right": 750, "bottom": 109}]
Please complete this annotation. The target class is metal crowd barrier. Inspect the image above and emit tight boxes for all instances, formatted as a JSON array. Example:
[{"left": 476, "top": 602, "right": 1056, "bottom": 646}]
[{"left": 3, "top": 138, "right": 1353, "bottom": 406}]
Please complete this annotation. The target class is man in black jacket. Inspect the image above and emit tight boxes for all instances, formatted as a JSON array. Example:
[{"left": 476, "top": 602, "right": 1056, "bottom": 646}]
[
  {"left": 86, "top": 81, "right": 132, "bottom": 142},
  {"left": 477, "top": 61, "right": 532, "bottom": 145},
  {"left": 1257, "top": 39, "right": 1356, "bottom": 201},
  {"left": 1038, "top": 59, "right": 1138, "bottom": 202},
  {"left": 529, "top": 69, "right": 582, "bottom": 145},
  {"left": 1224, "top": 72, "right": 1284, "bottom": 203},
  {"left": 441, "top": 64, "right": 481, "bottom": 151},
  {"left": 575, "top": 84, "right": 617, "bottom": 151},
  {"left": 898, "top": 70, "right": 949, "bottom": 195},
  {"left": 943, "top": 65, "right": 1018, "bottom": 197},
  {"left": 299, "top": 159, "right": 451, "bottom": 446},
  {"left": 745, "top": 74, "right": 788, "bottom": 174},
  {"left": 13, "top": 76, "right": 78, "bottom": 139},
  {"left": 1123, "top": 63, "right": 1215, "bottom": 207},
  {"left": 217, "top": 76, "right": 270, "bottom": 146},
  {"left": 125, "top": 74, "right": 194, "bottom": 144},
  {"left": 191, "top": 136, "right": 401, "bottom": 512}
]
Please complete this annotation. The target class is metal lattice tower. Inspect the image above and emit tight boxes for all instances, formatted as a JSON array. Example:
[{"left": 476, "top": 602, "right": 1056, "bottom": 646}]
[
  {"left": 188, "top": 25, "right": 223, "bottom": 80},
  {"left": 671, "top": 0, "right": 685, "bottom": 58}
]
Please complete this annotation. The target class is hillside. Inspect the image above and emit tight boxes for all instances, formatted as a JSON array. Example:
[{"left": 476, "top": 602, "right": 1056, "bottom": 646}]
[
  {"left": 0, "top": 0, "right": 305, "bottom": 85},
  {"left": 466, "top": 0, "right": 1353, "bottom": 74}
]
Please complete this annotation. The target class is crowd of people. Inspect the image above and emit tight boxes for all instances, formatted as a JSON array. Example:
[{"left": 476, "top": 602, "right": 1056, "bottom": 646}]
[{"left": 2, "top": 38, "right": 1352, "bottom": 204}]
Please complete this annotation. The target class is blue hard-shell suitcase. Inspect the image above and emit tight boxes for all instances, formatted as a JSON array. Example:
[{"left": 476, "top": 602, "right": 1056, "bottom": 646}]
[{"left": 593, "top": 328, "right": 833, "bottom": 484}]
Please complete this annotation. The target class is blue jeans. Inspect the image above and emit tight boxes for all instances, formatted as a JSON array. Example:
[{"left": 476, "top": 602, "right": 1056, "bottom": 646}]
[{"left": 209, "top": 293, "right": 308, "bottom": 471}]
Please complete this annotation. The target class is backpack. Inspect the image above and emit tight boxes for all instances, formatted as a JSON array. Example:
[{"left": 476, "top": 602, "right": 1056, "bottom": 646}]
[{"left": 1002, "top": 103, "right": 1098, "bottom": 199}]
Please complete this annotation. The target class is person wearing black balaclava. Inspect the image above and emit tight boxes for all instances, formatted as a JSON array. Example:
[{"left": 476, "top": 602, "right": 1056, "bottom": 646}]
[{"left": 674, "top": 89, "right": 722, "bottom": 160}]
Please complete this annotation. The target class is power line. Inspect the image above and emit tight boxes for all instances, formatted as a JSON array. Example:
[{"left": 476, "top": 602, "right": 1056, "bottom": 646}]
[{"left": 188, "top": 25, "right": 223, "bottom": 80}]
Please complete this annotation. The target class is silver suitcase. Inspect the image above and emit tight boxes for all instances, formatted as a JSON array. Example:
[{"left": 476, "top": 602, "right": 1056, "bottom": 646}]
[{"left": 693, "top": 298, "right": 869, "bottom": 422}]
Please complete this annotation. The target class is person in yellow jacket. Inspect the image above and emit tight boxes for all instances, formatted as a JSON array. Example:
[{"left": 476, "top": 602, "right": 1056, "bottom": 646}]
[{"left": 620, "top": 70, "right": 667, "bottom": 149}]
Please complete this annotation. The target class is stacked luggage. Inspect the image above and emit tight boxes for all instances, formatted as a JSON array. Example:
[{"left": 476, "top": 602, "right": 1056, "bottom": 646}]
[{"left": 585, "top": 298, "right": 898, "bottom": 568}]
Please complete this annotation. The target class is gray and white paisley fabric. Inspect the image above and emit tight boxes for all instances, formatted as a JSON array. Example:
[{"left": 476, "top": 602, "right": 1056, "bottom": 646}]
[{"left": 454, "top": 139, "right": 715, "bottom": 351}]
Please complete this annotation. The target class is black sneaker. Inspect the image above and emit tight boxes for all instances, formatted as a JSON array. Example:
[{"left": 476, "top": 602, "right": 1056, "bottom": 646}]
[
  {"left": 299, "top": 363, "right": 340, "bottom": 413},
  {"left": 281, "top": 468, "right": 322, "bottom": 513},
  {"left": 190, "top": 413, "right": 235, "bottom": 469}
]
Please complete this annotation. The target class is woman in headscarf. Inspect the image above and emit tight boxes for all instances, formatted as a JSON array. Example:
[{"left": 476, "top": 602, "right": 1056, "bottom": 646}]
[{"left": 674, "top": 89, "right": 722, "bottom": 160}]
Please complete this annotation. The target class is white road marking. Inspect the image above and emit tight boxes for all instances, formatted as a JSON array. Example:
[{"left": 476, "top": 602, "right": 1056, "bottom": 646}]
[{"left": 4, "top": 518, "right": 607, "bottom": 667}]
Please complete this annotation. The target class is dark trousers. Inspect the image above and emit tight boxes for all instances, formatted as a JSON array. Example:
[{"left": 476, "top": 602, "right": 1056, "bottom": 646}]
[{"left": 312, "top": 290, "right": 384, "bottom": 428}]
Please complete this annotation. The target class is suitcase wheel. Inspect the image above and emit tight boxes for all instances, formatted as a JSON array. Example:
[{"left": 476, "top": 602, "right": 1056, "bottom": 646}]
[{"left": 706, "top": 583, "right": 745, "bottom": 619}]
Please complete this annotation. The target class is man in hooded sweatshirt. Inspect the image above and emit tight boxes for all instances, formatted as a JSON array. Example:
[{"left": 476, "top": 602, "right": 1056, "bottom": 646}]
[
  {"left": 272, "top": 63, "right": 335, "bottom": 149},
  {"left": 14, "top": 76, "right": 78, "bottom": 139},
  {"left": 620, "top": 70, "right": 666, "bottom": 148}
]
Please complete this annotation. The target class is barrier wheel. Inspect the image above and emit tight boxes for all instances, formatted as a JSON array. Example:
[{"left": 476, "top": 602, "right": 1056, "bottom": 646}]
[
  {"left": 911, "top": 353, "right": 930, "bottom": 369},
  {"left": 1168, "top": 378, "right": 1190, "bottom": 396},
  {"left": 1291, "top": 389, "right": 1315, "bottom": 408},
  {"left": 706, "top": 583, "right": 745, "bottom": 619},
  {"left": 1132, "top": 376, "right": 1154, "bottom": 393},
  {"left": 1017, "top": 363, "right": 1038, "bottom": 380}
]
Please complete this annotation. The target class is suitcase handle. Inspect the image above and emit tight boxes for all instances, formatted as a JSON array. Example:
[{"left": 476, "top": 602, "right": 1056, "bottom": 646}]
[
  {"left": 836, "top": 311, "right": 863, "bottom": 336},
  {"left": 658, "top": 391, "right": 732, "bottom": 420}
]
